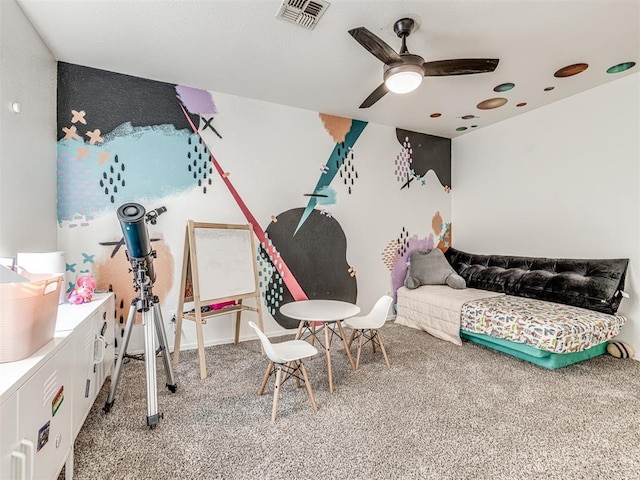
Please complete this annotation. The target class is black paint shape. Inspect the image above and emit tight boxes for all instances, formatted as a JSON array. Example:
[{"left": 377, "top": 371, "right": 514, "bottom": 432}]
[
  {"left": 57, "top": 62, "right": 199, "bottom": 140},
  {"left": 202, "top": 116, "right": 223, "bottom": 138},
  {"left": 396, "top": 129, "right": 452, "bottom": 188},
  {"left": 401, "top": 172, "right": 414, "bottom": 190},
  {"left": 262, "top": 208, "right": 357, "bottom": 329}
]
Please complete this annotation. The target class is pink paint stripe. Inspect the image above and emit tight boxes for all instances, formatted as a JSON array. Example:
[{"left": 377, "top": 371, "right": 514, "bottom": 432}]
[{"left": 180, "top": 105, "right": 308, "bottom": 301}]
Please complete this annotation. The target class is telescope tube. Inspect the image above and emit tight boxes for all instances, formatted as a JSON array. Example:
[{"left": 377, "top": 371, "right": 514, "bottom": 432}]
[{"left": 117, "top": 203, "right": 155, "bottom": 282}]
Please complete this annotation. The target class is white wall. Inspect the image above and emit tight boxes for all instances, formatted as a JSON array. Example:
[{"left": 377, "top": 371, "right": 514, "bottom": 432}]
[
  {"left": 452, "top": 72, "right": 640, "bottom": 357},
  {"left": 0, "top": 0, "right": 57, "bottom": 257}
]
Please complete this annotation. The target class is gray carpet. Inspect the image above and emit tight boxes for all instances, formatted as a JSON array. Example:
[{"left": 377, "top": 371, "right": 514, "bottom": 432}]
[{"left": 67, "top": 322, "right": 640, "bottom": 479}]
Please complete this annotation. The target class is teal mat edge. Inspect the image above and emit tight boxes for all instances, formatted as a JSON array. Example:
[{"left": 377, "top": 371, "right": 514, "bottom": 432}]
[{"left": 460, "top": 331, "right": 608, "bottom": 369}]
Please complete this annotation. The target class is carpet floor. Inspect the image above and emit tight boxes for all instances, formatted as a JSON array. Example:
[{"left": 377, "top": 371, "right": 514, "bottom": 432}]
[{"left": 67, "top": 322, "right": 640, "bottom": 479}]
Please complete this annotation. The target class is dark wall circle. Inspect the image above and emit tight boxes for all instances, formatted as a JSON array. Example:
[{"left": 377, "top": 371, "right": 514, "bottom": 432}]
[
  {"left": 554, "top": 63, "right": 588, "bottom": 77},
  {"left": 263, "top": 208, "right": 357, "bottom": 329},
  {"left": 477, "top": 97, "right": 508, "bottom": 110},
  {"left": 607, "top": 62, "right": 636, "bottom": 74}
]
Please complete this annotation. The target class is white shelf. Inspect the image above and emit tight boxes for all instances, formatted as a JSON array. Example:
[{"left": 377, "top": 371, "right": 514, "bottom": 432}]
[
  {"left": 0, "top": 293, "right": 112, "bottom": 404},
  {"left": 0, "top": 293, "right": 114, "bottom": 480}
]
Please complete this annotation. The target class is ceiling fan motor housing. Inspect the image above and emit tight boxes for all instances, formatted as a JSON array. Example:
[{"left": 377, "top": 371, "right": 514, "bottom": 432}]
[
  {"left": 384, "top": 54, "right": 424, "bottom": 93},
  {"left": 384, "top": 53, "right": 424, "bottom": 73},
  {"left": 384, "top": 53, "right": 425, "bottom": 80}
]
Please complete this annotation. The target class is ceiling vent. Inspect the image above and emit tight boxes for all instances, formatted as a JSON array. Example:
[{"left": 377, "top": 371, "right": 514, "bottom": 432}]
[{"left": 276, "top": 0, "right": 330, "bottom": 30}]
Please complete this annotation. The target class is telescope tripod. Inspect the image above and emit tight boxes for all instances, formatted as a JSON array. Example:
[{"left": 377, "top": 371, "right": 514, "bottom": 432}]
[{"left": 103, "top": 264, "right": 177, "bottom": 429}]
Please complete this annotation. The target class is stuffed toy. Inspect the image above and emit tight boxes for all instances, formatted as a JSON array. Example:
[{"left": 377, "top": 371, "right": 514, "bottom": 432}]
[
  {"left": 606, "top": 340, "right": 635, "bottom": 359},
  {"left": 68, "top": 274, "right": 97, "bottom": 304}
]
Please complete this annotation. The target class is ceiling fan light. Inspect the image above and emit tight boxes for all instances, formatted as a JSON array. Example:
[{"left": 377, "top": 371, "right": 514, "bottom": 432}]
[{"left": 384, "top": 65, "right": 423, "bottom": 94}]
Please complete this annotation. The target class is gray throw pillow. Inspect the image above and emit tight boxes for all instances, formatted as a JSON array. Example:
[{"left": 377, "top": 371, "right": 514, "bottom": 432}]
[{"left": 404, "top": 249, "right": 466, "bottom": 290}]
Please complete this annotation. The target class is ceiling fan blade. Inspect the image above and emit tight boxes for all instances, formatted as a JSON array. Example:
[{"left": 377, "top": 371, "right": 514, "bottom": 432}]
[
  {"left": 359, "top": 83, "right": 389, "bottom": 109},
  {"left": 423, "top": 58, "right": 500, "bottom": 76},
  {"left": 348, "top": 27, "right": 403, "bottom": 65}
]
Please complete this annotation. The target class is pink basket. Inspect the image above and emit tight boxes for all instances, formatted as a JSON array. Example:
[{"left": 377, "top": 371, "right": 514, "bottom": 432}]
[{"left": 0, "top": 273, "right": 63, "bottom": 363}]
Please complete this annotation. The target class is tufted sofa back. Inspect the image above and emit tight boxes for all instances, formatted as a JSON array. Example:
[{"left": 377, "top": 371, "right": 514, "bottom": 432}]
[{"left": 444, "top": 247, "right": 629, "bottom": 314}]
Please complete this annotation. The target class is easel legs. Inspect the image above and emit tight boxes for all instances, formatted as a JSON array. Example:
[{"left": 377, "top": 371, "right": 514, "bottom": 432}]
[{"left": 103, "top": 301, "right": 177, "bottom": 429}]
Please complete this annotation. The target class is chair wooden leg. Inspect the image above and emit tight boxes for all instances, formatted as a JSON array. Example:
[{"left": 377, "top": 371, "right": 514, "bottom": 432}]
[
  {"left": 371, "top": 329, "right": 376, "bottom": 353},
  {"left": 259, "top": 361, "right": 273, "bottom": 395},
  {"left": 310, "top": 323, "right": 317, "bottom": 347},
  {"left": 299, "top": 361, "right": 318, "bottom": 413},
  {"left": 336, "top": 320, "right": 355, "bottom": 371},
  {"left": 376, "top": 330, "right": 391, "bottom": 368},
  {"left": 356, "top": 330, "right": 364, "bottom": 370},
  {"left": 294, "top": 361, "right": 302, "bottom": 388},
  {"left": 271, "top": 365, "right": 283, "bottom": 422},
  {"left": 324, "top": 325, "right": 334, "bottom": 394},
  {"left": 295, "top": 320, "right": 306, "bottom": 340},
  {"left": 347, "top": 329, "right": 356, "bottom": 349}
]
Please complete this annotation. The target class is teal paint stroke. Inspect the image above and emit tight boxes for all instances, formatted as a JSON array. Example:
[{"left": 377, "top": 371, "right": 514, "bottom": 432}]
[
  {"left": 294, "top": 119, "right": 367, "bottom": 234},
  {"left": 57, "top": 122, "right": 198, "bottom": 222},
  {"left": 315, "top": 185, "right": 337, "bottom": 206}
]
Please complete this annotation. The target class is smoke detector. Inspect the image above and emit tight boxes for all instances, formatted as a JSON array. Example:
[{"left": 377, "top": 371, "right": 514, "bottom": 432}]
[{"left": 276, "top": 0, "right": 330, "bottom": 30}]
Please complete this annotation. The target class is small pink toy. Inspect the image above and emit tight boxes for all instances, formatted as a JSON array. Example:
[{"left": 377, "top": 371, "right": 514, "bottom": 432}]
[{"left": 68, "top": 274, "right": 96, "bottom": 304}]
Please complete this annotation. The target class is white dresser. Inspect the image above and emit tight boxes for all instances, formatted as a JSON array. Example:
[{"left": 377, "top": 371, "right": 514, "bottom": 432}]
[{"left": 0, "top": 293, "right": 114, "bottom": 480}]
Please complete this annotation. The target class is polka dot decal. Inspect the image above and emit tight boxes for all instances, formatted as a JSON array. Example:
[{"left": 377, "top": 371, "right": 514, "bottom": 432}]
[
  {"left": 494, "top": 82, "right": 515, "bottom": 92},
  {"left": 381, "top": 240, "right": 399, "bottom": 271},
  {"left": 99, "top": 154, "right": 125, "bottom": 204},
  {"left": 544, "top": 86, "right": 555, "bottom": 91},
  {"left": 186, "top": 136, "right": 213, "bottom": 193},
  {"left": 607, "top": 62, "right": 636, "bottom": 74},
  {"left": 336, "top": 143, "right": 358, "bottom": 195},
  {"left": 554, "top": 63, "right": 588, "bottom": 77},
  {"left": 394, "top": 137, "right": 412, "bottom": 184},
  {"left": 257, "top": 235, "right": 284, "bottom": 316},
  {"left": 430, "top": 113, "right": 442, "bottom": 118},
  {"left": 516, "top": 102, "right": 527, "bottom": 107},
  {"left": 455, "top": 127, "right": 467, "bottom": 132},
  {"left": 477, "top": 98, "right": 508, "bottom": 110},
  {"left": 396, "top": 227, "right": 410, "bottom": 257}
]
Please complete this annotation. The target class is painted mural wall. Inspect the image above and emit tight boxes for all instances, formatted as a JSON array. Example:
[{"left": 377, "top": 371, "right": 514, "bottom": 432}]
[{"left": 56, "top": 62, "right": 452, "bottom": 350}]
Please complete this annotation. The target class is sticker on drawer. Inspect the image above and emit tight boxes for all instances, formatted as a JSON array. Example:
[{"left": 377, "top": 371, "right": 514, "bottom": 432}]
[
  {"left": 37, "top": 421, "right": 50, "bottom": 452},
  {"left": 52, "top": 385, "right": 64, "bottom": 416}
]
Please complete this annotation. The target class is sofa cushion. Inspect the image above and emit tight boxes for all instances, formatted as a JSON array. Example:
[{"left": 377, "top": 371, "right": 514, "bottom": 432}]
[
  {"left": 404, "top": 249, "right": 466, "bottom": 290},
  {"left": 444, "top": 247, "right": 629, "bottom": 314}
]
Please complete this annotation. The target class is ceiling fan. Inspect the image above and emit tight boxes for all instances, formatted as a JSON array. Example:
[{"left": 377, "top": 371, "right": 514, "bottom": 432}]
[{"left": 348, "top": 18, "right": 499, "bottom": 108}]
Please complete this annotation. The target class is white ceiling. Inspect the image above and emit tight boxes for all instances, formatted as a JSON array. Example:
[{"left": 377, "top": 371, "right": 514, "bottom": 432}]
[{"left": 16, "top": 0, "right": 640, "bottom": 139}]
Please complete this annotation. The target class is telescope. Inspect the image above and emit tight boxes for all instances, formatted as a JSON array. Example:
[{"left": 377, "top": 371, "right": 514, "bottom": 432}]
[
  {"left": 116, "top": 202, "right": 166, "bottom": 285},
  {"left": 107, "top": 202, "right": 176, "bottom": 429}
]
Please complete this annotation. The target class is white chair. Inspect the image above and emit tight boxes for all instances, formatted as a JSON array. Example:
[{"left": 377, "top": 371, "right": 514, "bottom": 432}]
[
  {"left": 248, "top": 321, "right": 319, "bottom": 422},
  {"left": 344, "top": 295, "right": 394, "bottom": 370}
]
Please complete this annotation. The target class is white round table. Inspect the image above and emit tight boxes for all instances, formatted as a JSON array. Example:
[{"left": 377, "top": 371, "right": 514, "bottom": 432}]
[{"left": 280, "top": 300, "right": 361, "bottom": 394}]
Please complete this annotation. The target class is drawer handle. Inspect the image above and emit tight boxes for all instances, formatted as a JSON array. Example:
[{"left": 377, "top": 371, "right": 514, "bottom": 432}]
[
  {"left": 93, "top": 336, "right": 106, "bottom": 364},
  {"left": 21, "top": 439, "right": 35, "bottom": 480},
  {"left": 11, "top": 451, "right": 26, "bottom": 480}
]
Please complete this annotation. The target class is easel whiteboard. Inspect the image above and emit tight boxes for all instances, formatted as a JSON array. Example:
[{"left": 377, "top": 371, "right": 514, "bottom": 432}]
[
  {"left": 173, "top": 221, "right": 264, "bottom": 380},
  {"left": 193, "top": 225, "right": 256, "bottom": 302}
]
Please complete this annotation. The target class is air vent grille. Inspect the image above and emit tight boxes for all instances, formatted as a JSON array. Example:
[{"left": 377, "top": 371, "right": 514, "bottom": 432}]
[{"left": 276, "top": 0, "right": 330, "bottom": 30}]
